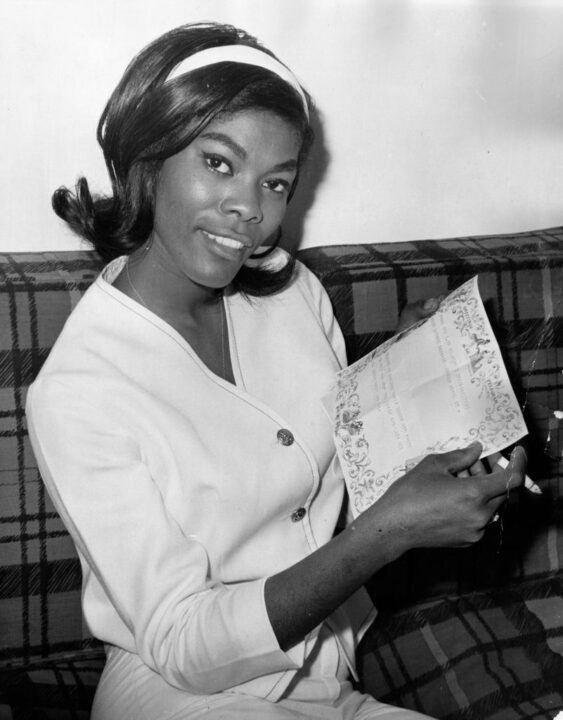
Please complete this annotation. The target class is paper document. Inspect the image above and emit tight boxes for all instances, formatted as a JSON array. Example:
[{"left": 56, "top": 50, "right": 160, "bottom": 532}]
[{"left": 323, "top": 276, "right": 527, "bottom": 517}]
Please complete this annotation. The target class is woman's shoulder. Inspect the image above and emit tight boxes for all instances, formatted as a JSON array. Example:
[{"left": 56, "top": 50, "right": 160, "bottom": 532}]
[{"left": 28, "top": 265, "right": 139, "bottom": 398}]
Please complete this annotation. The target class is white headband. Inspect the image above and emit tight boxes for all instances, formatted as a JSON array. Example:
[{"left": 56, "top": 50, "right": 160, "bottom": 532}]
[{"left": 165, "top": 44, "right": 309, "bottom": 119}]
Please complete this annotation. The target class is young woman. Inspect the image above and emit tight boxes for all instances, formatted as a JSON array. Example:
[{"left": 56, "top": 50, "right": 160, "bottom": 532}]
[{"left": 26, "top": 22, "right": 526, "bottom": 720}]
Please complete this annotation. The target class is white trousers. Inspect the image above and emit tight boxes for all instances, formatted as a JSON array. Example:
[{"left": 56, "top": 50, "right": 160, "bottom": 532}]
[{"left": 91, "top": 645, "right": 436, "bottom": 720}]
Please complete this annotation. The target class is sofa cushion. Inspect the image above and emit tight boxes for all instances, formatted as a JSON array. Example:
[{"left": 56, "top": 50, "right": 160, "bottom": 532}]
[{"left": 358, "top": 569, "right": 563, "bottom": 720}]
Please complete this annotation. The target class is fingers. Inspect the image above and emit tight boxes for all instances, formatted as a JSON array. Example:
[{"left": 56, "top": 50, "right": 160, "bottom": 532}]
[
  {"left": 504, "top": 446, "right": 528, "bottom": 488},
  {"left": 479, "top": 448, "right": 528, "bottom": 526},
  {"left": 492, "top": 451, "right": 540, "bottom": 494},
  {"left": 469, "top": 459, "right": 487, "bottom": 475},
  {"left": 422, "top": 297, "right": 441, "bottom": 313},
  {"left": 479, "top": 446, "right": 528, "bottom": 500},
  {"left": 443, "top": 445, "right": 527, "bottom": 489},
  {"left": 486, "top": 451, "right": 502, "bottom": 469},
  {"left": 442, "top": 441, "right": 483, "bottom": 474},
  {"left": 502, "top": 446, "right": 527, "bottom": 486},
  {"left": 394, "top": 444, "right": 526, "bottom": 550},
  {"left": 396, "top": 297, "right": 443, "bottom": 332},
  {"left": 457, "top": 459, "right": 488, "bottom": 478}
]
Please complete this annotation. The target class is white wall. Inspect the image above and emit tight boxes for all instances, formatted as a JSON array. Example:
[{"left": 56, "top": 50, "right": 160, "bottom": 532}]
[{"left": 2, "top": 0, "right": 563, "bottom": 252}]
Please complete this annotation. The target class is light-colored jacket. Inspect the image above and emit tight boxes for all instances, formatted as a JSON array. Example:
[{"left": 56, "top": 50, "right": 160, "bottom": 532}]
[{"left": 26, "top": 253, "right": 376, "bottom": 701}]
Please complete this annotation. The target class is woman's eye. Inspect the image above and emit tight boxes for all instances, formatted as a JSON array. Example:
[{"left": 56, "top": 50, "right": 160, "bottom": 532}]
[
  {"left": 264, "top": 179, "right": 290, "bottom": 194},
  {"left": 204, "top": 155, "right": 231, "bottom": 175}
]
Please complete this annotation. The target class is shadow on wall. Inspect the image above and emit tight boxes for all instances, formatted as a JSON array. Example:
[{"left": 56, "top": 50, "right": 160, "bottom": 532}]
[{"left": 282, "top": 105, "right": 330, "bottom": 253}]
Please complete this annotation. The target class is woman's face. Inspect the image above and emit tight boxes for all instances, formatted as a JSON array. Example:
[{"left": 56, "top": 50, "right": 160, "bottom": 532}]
[{"left": 150, "top": 109, "right": 302, "bottom": 292}]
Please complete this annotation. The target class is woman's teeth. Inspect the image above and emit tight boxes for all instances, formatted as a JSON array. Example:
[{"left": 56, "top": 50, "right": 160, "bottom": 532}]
[{"left": 203, "top": 230, "right": 244, "bottom": 250}]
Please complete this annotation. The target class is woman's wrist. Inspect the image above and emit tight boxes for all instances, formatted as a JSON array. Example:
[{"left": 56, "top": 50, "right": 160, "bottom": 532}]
[
  {"left": 345, "top": 502, "right": 411, "bottom": 568},
  {"left": 265, "top": 503, "right": 411, "bottom": 651}
]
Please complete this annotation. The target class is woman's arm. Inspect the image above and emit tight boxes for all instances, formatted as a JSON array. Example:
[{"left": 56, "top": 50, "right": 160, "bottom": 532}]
[
  {"left": 266, "top": 442, "right": 526, "bottom": 650},
  {"left": 283, "top": 266, "right": 526, "bottom": 649}
]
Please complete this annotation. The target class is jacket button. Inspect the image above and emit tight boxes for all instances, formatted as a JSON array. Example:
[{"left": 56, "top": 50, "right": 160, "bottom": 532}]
[
  {"left": 291, "top": 507, "right": 306, "bottom": 522},
  {"left": 277, "top": 429, "right": 294, "bottom": 446}
]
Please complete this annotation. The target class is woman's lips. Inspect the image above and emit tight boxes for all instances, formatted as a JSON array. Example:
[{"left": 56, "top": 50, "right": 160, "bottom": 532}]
[{"left": 201, "top": 229, "right": 248, "bottom": 251}]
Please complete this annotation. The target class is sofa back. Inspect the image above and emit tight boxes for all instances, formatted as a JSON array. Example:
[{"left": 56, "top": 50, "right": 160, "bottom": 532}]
[{"left": 1, "top": 226, "right": 562, "bottom": 665}]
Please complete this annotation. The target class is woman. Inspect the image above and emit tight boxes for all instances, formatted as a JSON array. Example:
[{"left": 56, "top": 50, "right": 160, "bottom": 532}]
[{"left": 26, "top": 22, "right": 526, "bottom": 720}]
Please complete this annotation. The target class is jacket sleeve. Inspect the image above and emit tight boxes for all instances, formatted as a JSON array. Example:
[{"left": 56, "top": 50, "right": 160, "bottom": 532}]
[{"left": 26, "top": 379, "right": 302, "bottom": 694}]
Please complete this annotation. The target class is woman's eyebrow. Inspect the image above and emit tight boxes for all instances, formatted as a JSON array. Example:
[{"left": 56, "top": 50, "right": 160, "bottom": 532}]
[
  {"left": 199, "top": 132, "right": 247, "bottom": 159},
  {"left": 199, "top": 131, "right": 298, "bottom": 173},
  {"left": 271, "top": 159, "right": 298, "bottom": 173}
]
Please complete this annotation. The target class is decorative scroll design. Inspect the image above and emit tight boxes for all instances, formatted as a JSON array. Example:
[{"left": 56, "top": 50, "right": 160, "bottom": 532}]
[{"left": 331, "top": 277, "right": 526, "bottom": 514}]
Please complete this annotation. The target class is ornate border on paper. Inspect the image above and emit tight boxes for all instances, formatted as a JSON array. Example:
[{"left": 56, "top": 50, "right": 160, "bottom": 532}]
[{"left": 333, "top": 277, "right": 527, "bottom": 515}]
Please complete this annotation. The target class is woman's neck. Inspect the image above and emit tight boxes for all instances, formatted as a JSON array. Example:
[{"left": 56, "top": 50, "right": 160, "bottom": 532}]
[
  {"left": 112, "top": 246, "right": 236, "bottom": 384},
  {"left": 115, "top": 244, "right": 223, "bottom": 323}
]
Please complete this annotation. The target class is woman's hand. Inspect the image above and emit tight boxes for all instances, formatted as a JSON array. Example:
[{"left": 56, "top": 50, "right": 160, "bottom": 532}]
[
  {"left": 396, "top": 296, "right": 443, "bottom": 333},
  {"left": 366, "top": 443, "right": 527, "bottom": 552},
  {"left": 265, "top": 442, "right": 526, "bottom": 651}
]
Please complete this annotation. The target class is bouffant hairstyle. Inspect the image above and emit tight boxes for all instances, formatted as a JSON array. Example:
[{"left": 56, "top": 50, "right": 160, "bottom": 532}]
[{"left": 52, "top": 23, "right": 313, "bottom": 296}]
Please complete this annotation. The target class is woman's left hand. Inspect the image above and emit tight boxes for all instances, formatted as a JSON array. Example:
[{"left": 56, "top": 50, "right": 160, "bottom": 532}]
[{"left": 396, "top": 296, "right": 443, "bottom": 333}]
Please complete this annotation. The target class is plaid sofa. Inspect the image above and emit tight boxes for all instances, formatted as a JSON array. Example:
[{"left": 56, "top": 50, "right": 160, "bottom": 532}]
[{"left": 1, "top": 226, "right": 563, "bottom": 719}]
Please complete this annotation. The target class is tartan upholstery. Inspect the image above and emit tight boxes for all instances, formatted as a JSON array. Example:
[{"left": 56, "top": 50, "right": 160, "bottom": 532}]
[
  {"left": 1, "top": 227, "right": 562, "bottom": 719},
  {"left": 358, "top": 570, "right": 563, "bottom": 720},
  {"left": 0, "top": 252, "right": 104, "bottom": 717}
]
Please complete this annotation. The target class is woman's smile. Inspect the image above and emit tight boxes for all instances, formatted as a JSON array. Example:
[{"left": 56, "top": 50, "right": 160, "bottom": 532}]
[
  {"left": 199, "top": 228, "right": 252, "bottom": 257},
  {"left": 201, "top": 229, "right": 247, "bottom": 251}
]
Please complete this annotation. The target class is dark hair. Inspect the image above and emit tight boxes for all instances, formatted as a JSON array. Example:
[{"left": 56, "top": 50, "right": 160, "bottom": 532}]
[{"left": 52, "top": 23, "right": 314, "bottom": 296}]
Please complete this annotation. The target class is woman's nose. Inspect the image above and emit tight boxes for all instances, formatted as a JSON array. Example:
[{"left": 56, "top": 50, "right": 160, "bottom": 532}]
[{"left": 219, "top": 182, "right": 263, "bottom": 223}]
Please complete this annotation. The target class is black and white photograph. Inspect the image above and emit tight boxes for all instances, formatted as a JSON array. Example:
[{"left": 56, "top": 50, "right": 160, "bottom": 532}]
[{"left": 1, "top": 2, "right": 563, "bottom": 718}]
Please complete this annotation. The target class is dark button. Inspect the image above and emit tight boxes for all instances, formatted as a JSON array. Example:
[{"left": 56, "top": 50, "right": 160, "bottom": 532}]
[
  {"left": 277, "top": 428, "right": 294, "bottom": 446},
  {"left": 291, "top": 507, "right": 307, "bottom": 522}
]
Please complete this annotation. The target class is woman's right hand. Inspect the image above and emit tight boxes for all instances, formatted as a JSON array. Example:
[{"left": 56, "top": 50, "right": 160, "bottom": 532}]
[
  {"left": 265, "top": 442, "right": 527, "bottom": 651},
  {"left": 363, "top": 442, "right": 527, "bottom": 554}
]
